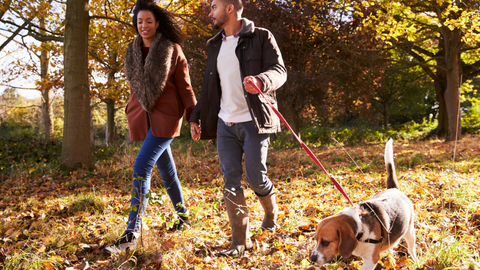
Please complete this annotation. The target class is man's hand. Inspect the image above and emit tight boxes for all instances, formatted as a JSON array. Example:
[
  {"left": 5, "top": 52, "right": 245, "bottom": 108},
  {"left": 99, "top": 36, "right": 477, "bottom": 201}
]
[
  {"left": 243, "top": 76, "right": 263, "bottom": 94},
  {"left": 190, "top": 122, "right": 201, "bottom": 141}
]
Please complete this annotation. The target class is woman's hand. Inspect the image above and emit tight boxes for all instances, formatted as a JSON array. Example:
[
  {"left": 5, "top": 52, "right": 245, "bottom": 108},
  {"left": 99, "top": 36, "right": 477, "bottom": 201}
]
[{"left": 190, "top": 122, "right": 201, "bottom": 141}]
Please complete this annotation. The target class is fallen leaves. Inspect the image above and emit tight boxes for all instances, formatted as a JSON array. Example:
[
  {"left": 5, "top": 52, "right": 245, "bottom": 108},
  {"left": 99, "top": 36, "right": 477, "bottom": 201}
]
[
  {"left": 160, "top": 238, "right": 176, "bottom": 251},
  {"left": 1, "top": 135, "right": 480, "bottom": 269}
]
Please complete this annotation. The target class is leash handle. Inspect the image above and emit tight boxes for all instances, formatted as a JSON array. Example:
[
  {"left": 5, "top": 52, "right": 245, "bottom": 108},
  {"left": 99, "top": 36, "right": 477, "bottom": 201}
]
[{"left": 248, "top": 81, "right": 354, "bottom": 206}]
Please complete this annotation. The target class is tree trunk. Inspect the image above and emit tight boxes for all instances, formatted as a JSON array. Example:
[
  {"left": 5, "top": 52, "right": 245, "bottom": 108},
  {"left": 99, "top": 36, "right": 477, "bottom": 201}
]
[
  {"left": 105, "top": 51, "right": 118, "bottom": 144},
  {"left": 442, "top": 27, "right": 462, "bottom": 141},
  {"left": 61, "top": 0, "right": 93, "bottom": 170},
  {"left": 39, "top": 17, "right": 54, "bottom": 138},
  {"left": 278, "top": 91, "right": 301, "bottom": 141},
  {"left": 291, "top": 113, "right": 301, "bottom": 140},
  {"left": 40, "top": 89, "right": 54, "bottom": 137},
  {"left": 383, "top": 102, "right": 388, "bottom": 130},
  {"left": 105, "top": 97, "right": 116, "bottom": 144},
  {"left": 444, "top": 59, "right": 462, "bottom": 141},
  {"left": 287, "top": 100, "right": 301, "bottom": 141},
  {"left": 434, "top": 77, "right": 448, "bottom": 135}
]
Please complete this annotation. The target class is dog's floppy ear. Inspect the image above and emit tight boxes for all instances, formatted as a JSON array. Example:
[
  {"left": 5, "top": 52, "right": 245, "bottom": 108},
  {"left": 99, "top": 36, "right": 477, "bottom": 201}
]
[{"left": 338, "top": 226, "right": 358, "bottom": 258}]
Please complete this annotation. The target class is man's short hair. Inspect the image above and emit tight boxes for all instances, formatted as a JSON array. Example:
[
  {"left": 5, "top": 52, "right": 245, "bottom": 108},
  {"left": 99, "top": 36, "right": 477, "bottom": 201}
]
[{"left": 222, "top": 0, "right": 243, "bottom": 13}]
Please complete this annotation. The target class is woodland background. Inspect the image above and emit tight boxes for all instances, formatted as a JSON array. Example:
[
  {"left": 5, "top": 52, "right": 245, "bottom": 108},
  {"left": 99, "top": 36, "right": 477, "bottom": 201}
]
[{"left": 0, "top": 0, "right": 480, "bottom": 269}]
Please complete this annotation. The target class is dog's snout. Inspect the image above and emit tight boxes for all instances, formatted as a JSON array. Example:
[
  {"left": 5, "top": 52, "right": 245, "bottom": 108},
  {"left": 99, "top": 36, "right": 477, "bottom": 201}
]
[{"left": 310, "top": 254, "right": 318, "bottom": 262}]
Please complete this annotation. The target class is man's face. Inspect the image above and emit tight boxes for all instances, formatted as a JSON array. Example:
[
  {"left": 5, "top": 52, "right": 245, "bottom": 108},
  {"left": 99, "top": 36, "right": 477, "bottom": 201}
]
[{"left": 209, "top": 0, "right": 229, "bottom": 29}]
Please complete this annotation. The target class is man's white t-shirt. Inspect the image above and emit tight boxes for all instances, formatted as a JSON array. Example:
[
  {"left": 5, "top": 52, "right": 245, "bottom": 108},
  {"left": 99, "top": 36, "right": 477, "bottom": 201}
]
[{"left": 217, "top": 35, "right": 252, "bottom": 123}]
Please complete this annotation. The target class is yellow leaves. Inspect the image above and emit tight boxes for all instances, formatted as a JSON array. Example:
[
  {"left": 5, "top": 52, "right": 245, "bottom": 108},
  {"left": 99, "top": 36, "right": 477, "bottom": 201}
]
[
  {"left": 7, "top": 229, "right": 21, "bottom": 241},
  {"left": 281, "top": 243, "right": 296, "bottom": 252},
  {"left": 42, "top": 262, "right": 56, "bottom": 270},
  {"left": 298, "top": 223, "right": 316, "bottom": 232},
  {"left": 56, "top": 239, "right": 65, "bottom": 248},
  {"left": 463, "top": 234, "right": 475, "bottom": 243},
  {"left": 44, "top": 235, "right": 55, "bottom": 245},
  {"left": 384, "top": 253, "right": 396, "bottom": 268},
  {"left": 48, "top": 255, "right": 64, "bottom": 263},
  {"left": 300, "top": 258, "right": 310, "bottom": 266},
  {"left": 298, "top": 234, "right": 306, "bottom": 241},
  {"left": 306, "top": 204, "right": 321, "bottom": 216},
  {"left": 43, "top": 255, "right": 64, "bottom": 270},
  {"left": 253, "top": 230, "right": 270, "bottom": 242}
]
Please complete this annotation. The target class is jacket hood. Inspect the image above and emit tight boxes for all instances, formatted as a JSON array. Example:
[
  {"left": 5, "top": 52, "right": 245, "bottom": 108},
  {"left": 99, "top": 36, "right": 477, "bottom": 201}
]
[{"left": 207, "top": 18, "right": 255, "bottom": 45}]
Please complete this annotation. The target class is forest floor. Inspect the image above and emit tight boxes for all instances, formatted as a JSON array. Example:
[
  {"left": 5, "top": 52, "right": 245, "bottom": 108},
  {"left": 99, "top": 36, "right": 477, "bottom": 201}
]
[{"left": 0, "top": 134, "right": 479, "bottom": 269}]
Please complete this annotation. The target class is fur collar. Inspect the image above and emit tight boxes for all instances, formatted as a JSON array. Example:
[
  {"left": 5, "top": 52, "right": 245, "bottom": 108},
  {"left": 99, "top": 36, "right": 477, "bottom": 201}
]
[{"left": 125, "top": 33, "right": 174, "bottom": 113}]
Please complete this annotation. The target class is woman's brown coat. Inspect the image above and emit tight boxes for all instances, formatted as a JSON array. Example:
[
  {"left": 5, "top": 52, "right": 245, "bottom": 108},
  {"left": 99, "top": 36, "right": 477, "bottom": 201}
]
[{"left": 124, "top": 33, "right": 196, "bottom": 141}]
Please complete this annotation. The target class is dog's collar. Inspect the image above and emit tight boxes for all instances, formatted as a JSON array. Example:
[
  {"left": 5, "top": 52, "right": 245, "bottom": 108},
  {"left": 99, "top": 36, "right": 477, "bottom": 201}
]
[{"left": 356, "top": 230, "right": 384, "bottom": 244}]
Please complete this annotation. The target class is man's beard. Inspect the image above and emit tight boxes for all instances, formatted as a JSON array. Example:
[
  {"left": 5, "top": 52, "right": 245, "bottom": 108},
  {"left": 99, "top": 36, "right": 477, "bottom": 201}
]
[{"left": 213, "top": 12, "right": 228, "bottom": 30}]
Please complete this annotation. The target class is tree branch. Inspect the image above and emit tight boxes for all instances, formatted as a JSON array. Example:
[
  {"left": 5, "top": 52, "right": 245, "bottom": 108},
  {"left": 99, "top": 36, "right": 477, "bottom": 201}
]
[
  {"left": 0, "top": 83, "right": 38, "bottom": 91},
  {"left": 89, "top": 15, "right": 133, "bottom": 28},
  {"left": 0, "top": 18, "right": 64, "bottom": 43},
  {"left": 28, "top": 30, "right": 64, "bottom": 43},
  {"left": 0, "top": 21, "right": 28, "bottom": 52}
]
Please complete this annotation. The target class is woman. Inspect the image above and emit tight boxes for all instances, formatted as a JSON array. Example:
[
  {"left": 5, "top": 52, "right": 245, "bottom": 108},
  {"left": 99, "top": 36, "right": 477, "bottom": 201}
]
[{"left": 104, "top": 0, "right": 196, "bottom": 254}]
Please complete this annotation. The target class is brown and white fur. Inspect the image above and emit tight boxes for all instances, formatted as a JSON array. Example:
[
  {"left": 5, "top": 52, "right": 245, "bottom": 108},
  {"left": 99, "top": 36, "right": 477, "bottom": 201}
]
[{"left": 310, "top": 139, "right": 416, "bottom": 270}]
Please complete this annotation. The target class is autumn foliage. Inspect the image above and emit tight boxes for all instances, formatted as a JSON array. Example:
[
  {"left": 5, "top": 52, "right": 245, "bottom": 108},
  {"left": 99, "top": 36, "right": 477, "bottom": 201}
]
[{"left": 1, "top": 0, "right": 480, "bottom": 268}]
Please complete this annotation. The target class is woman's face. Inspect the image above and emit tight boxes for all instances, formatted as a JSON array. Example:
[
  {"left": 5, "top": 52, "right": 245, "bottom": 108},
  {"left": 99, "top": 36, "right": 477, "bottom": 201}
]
[{"left": 137, "top": 10, "right": 159, "bottom": 44}]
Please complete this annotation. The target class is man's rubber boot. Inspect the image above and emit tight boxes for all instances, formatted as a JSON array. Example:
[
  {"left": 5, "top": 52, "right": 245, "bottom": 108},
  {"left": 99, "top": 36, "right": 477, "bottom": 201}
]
[
  {"left": 257, "top": 188, "right": 279, "bottom": 232},
  {"left": 218, "top": 189, "right": 253, "bottom": 258}
]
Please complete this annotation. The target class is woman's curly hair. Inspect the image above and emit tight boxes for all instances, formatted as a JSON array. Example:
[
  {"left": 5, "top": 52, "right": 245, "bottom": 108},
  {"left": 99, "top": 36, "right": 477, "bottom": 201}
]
[{"left": 132, "top": 0, "right": 184, "bottom": 44}]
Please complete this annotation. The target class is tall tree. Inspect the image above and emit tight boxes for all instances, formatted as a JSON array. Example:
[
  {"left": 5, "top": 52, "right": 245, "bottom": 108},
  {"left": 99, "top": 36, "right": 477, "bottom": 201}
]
[
  {"left": 372, "top": 65, "right": 436, "bottom": 129},
  {"left": 359, "top": 0, "right": 480, "bottom": 141},
  {"left": 61, "top": 0, "right": 93, "bottom": 169},
  {"left": 0, "top": 0, "right": 63, "bottom": 51},
  {"left": 177, "top": 0, "right": 390, "bottom": 134},
  {"left": 88, "top": 0, "right": 133, "bottom": 144},
  {"left": 0, "top": 0, "right": 63, "bottom": 137},
  {"left": 39, "top": 16, "right": 54, "bottom": 137},
  {"left": 242, "top": 0, "right": 387, "bottom": 133}
]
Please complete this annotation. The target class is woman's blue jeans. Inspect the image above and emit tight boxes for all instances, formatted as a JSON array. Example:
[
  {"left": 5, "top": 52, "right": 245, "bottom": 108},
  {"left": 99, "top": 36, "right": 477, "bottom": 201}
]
[{"left": 126, "top": 129, "right": 187, "bottom": 233}]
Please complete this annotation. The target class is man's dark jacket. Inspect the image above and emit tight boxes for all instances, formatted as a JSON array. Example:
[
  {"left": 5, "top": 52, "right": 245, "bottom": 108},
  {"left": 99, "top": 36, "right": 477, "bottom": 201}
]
[{"left": 190, "top": 18, "right": 287, "bottom": 140}]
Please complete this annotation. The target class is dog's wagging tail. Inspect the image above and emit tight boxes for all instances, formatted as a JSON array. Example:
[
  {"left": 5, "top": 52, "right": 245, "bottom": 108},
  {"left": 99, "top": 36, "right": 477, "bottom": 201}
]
[{"left": 385, "top": 138, "right": 399, "bottom": 189}]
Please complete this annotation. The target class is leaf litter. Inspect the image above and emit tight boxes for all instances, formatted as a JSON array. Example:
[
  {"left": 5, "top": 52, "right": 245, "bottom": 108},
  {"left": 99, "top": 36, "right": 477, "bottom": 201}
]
[{"left": 0, "top": 135, "right": 479, "bottom": 269}]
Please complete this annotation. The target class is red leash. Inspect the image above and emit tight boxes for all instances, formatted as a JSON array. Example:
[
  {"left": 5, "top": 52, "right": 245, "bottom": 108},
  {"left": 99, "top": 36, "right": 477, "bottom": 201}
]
[{"left": 248, "top": 81, "right": 354, "bottom": 206}]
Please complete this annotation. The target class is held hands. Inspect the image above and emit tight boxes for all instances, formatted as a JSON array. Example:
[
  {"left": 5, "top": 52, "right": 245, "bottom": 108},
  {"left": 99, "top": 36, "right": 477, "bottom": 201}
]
[
  {"left": 243, "top": 76, "right": 263, "bottom": 94},
  {"left": 190, "top": 122, "right": 201, "bottom": 141},
  {"left": 189, "top": 77, "right": 261, "bottom": 141}
]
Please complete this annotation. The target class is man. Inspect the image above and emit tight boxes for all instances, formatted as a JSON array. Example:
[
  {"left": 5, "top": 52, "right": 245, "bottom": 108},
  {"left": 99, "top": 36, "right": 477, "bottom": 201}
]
[{"left": 189, "top": 0, "right": 287, "bottom": 258}]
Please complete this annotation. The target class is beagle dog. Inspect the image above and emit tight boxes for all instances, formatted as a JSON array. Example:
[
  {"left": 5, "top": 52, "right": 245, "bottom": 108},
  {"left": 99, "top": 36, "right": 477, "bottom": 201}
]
[{"left": 310, "top": 139, "right": 416, "bottom": 270}]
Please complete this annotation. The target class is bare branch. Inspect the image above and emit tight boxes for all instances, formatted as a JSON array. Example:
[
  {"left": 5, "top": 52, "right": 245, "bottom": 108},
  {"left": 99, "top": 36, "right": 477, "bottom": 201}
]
[
  {"left": 0, "top": 83, "right": 38, "bottom": 91},
  {"left": 0, "top": 21, "right": 28, "bottom": 52},
  {"left": 0, "top": 11, "right": 64, "bottom": 46},
  {"left": 28, "top": 30, "right": 64, "bottom": 42}
]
